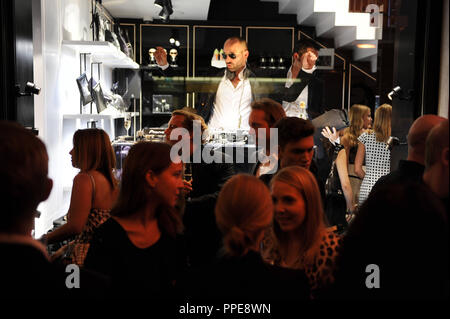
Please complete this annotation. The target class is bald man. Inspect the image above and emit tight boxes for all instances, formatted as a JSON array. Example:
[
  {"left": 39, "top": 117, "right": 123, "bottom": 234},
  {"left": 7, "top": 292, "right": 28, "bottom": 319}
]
[
  {"left": 370, "top": 114, "right": 446, "bottom": 195},
  {"left": 423, "top": 119, "right": 449, "bottom": 207},
  {"left": 156, "top": 37, "right": 263, "bottom": 130},
  {"left": 206, "top": 37, "right": 252, "bottom": 130}
]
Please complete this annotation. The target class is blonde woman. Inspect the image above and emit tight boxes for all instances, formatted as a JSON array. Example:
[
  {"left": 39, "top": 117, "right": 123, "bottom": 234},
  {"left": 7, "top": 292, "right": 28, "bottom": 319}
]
[
  {"left": 181, "top": 174, "right": 310, "bottom": 300},
  {"left": 263, "top": 166, "right": 341, "bottom": 298},
  {"left": 322, "top": 104, "right": 372, "bottom": 205},
  {"left": 41, "top": 128, "right": 118, "bottom": 265},
  {"left": 341, "top": 104, "right": 372, "bottom": 205},
  {"left": 216, "top": 175, "right": 274, "bottom": 258},
  {"left": 355, "top": 104, "right": 392, "bottom": 204},
  {"left": 341, "top": 104, "right": 373, "bottom": 153}
]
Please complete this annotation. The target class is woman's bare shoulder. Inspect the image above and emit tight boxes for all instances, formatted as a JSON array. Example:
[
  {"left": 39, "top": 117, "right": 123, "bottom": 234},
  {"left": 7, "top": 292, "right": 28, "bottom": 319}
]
[{"left": 73, "top": 171, "right": 94, "bottom": 183}]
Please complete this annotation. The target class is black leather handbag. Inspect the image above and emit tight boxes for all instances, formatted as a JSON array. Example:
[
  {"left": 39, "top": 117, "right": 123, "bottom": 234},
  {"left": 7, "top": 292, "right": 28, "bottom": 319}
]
[
  {"left": 325, "top": 144, "right": 344, "bottom": 196},
  {"left": 114, "top": 25, "right": 128, "bottom": 55},
  {"left": 105, "top": 29, "right": 121, "bottom": 51}
]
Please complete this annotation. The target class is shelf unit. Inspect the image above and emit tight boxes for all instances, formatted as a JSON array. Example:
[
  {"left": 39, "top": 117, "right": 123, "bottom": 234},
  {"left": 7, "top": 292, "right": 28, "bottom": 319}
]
[
  {"left": 62, "top": 40, "right": 139, "bottom": 69},
  {"left": 63, "top": 112, "right": 139, "bottom": 143},
  {"left": 63, "top": 112, "right": 139, "bottom": 120},
  {"left": 62, "top": 39, "right": 140, "bottom": 140}
]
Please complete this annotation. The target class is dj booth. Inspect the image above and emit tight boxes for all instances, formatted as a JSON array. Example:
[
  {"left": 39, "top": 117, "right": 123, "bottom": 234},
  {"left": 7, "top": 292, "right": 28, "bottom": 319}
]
[{"left": 112, "top": 139, "right": 258, "bottom": 178}]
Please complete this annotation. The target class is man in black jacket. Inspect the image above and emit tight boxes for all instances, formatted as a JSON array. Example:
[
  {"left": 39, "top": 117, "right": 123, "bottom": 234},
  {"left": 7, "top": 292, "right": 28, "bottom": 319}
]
[
  {"left": 282, "top": 38, "right": 325, "bottom": 120},
  {"left": 423, "top": 119, "right": 449, "bottom": 214},
  {"left": 156, "top": 37, "right": 264, "bottom": 130},
  {"left": 164, "top": 108, "right": 235, "bottom": 267},
  {"left": 0, "top": 121, "right": 62, "bottom": 298},
  {"left": 0, "top": 121, "right": 111, "bottom": 298},
  {"left": 248, "top": 98, "right": 286, "bottom": 177},
  {"left": 371, "top": 114, "right": 445, "bottom": 195}
]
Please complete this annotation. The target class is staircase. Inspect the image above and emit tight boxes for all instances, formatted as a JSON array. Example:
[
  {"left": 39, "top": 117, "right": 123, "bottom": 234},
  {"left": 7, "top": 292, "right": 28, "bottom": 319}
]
[{"left": 261, "top": 0, "right": 382, "bottom": 72}]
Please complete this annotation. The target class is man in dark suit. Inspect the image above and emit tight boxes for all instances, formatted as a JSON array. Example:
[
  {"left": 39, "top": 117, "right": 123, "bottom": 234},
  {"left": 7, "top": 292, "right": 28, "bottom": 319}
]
[
  {"left": 248, "top": 98, "right": 286, "bottom": 177},
  {"left": 423, "top": 119, "right": 449, "bottom": 214},
  {"left": 282, "top": 38, "right": 325, "bottom": 120},
  {"left": 156, "top": 37, "right": 263, "bottom": 130},
  {"left": 371, "top": 114, "right": 445, "bottom": 195},
  {"left": 0, "top": 121, "right": 64, "bottom": 298},
  {"left": 0, "top": 121, "right": 112, "bottom": 299},
  {"left": 164, "top": 108, "right": 235, "bottom": 267}
]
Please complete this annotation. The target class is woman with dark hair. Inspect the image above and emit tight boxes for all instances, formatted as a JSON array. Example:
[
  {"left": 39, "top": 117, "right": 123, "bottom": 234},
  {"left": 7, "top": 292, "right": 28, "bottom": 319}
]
[
  {"left": 41, "top": 128, "right": 118, "bottom": 266},
  {"left": 262, "top": 166, "right": 341, "bottom": 298},
  {"left": 180, "top": 174, "right": 309, "bottom": 300},
  {"left": 84, "top": 142, "right": 185, "bottom": 298}
]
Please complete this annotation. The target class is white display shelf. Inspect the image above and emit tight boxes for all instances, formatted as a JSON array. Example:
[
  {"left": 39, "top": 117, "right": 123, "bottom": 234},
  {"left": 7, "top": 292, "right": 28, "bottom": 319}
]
[
  {"left": 63, "top": 112, "right": 139, "bottom": 120},
  {"left": 62, "top": 40, "right": 139, "bottom": 69},
  {"left": 63, "top": 112, "right": 139, "bottom": 140}
]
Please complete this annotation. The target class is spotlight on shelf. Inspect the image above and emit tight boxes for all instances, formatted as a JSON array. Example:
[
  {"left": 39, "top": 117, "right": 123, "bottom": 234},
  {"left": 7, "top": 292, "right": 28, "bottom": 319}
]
[
  {"left": 169, "top": 38, "right": 175, "bottom": 44},
  {"left": 387, "top": 85, "right": 413, "bottom": 101},
  {"left": 15, "top": 82, "right": 41, "bottom": 97},
  {"left": 175, "top": 40, "right": 180, "bottom": 47},
  {"left": 154, "top": 0, "right": 173, "bottom": 22},
  {"left": 387, "top": 86, "right": 401, "bottom": 101}
]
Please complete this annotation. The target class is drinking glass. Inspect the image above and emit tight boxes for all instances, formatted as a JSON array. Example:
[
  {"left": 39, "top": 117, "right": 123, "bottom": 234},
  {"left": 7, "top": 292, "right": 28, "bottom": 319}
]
[
  {"left": 124, "top": 113, "right": 132, "bottom": 137},
  {"left": 184, "top": 163, "right": 192, "bottom": 183}
]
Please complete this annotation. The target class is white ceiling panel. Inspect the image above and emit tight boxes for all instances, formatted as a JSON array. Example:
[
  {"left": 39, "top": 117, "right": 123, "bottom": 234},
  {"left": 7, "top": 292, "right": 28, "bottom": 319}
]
[{"left": 102, "top": 0, "right": 211, "bottom": 21}]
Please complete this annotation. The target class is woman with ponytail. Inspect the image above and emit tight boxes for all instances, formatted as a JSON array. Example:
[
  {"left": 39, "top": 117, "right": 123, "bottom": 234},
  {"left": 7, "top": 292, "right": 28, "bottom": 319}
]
[
  {"left": 180, "top": 174, "right": 309, "bottom": 300},
  {"left": 355, "top": 104, "right": 392, "bottom": 204}
]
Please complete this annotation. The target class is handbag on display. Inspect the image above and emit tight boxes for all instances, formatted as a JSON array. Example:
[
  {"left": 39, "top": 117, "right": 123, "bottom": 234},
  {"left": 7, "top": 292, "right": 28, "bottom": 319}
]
[
  {"left": 76, "top": 73, "right": 93, "bottom": 105},
  {"left": 122, "top": 29, "right": 134, "bottom": 59},
  {"left": 98, "top": 16, "right": 108, "bottom": 42},
  {"left": 115, "top": 25, "right": 128, "bottom": 55},
  {"left": 105, "top": 29, "right": 121, "bottom": 51},
  {"left": 93, "top": 12, "right": 100, "bottom": 41},
  {"left": 92, "top": 82, "right": 108, "bottom": 114}
]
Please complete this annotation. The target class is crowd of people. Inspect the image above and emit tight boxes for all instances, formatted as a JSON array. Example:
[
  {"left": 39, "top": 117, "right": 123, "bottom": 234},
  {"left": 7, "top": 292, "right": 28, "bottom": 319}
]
[{"left": 0, "top": 36, "right": 448, "bottom": 302}]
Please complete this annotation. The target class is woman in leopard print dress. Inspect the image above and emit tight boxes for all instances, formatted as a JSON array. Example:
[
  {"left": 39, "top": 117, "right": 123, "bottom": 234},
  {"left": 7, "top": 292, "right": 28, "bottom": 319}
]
[{"left": 262, "top": 166, "right": 341, "bottom": 298}]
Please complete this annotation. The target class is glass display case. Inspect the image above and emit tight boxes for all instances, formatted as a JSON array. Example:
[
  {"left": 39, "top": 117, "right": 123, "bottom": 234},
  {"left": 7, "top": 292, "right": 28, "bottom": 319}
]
[
  {"left": 193, "top": 26, "right": 242, "bottom": 77},
  {"left": 246, "top": 26, "right": 295, "bottom": 79},
  {"left": 109, "top": 21, "right": 380, "bottom": 138},
  {"left": 139, "top": 24, "right": 189, "bottom": 128}
]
